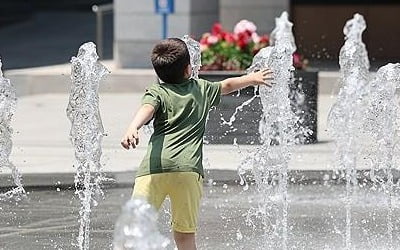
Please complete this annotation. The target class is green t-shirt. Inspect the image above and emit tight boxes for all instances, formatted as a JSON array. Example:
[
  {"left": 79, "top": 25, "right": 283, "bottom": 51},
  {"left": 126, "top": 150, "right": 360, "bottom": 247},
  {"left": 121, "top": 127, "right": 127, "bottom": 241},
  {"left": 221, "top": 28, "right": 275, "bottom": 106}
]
[{"left": 136, "top": 78, "right": 222, "bottom": 178}]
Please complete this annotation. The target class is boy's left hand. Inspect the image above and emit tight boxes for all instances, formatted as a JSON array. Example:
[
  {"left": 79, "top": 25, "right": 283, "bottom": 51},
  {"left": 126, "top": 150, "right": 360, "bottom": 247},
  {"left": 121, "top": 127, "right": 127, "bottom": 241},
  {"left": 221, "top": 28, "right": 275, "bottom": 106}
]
[{"left": 251, "top": 68, "right": 274, "bottom": 87}]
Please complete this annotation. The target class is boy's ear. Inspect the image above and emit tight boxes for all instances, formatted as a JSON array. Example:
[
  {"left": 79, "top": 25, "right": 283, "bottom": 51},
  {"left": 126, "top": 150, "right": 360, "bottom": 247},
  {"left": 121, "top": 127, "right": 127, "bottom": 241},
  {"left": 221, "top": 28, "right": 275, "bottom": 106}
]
[{"left": 185, "top": 64, "right": 192, "bottom": 77}]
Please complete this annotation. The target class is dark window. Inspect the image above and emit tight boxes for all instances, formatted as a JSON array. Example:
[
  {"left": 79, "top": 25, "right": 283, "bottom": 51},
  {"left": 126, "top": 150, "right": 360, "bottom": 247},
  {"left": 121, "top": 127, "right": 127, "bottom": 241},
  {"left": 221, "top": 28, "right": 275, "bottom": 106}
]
[{"left": 292, "top": 0, "right": 399, "bottom": 4}]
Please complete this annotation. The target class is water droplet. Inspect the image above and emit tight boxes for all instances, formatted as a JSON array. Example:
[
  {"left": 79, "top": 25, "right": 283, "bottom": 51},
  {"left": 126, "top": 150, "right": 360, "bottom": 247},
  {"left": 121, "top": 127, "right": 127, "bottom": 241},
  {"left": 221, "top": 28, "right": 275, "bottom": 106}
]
[{"left": 236, "top": 229, "right": 243, "bottom": 241}]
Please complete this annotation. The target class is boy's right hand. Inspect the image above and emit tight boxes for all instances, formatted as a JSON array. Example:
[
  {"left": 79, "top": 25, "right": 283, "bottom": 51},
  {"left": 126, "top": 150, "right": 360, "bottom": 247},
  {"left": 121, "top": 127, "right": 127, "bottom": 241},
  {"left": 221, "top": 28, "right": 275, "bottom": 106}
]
[
  {"left": 120, "top": 104, "right": 155, "bottom": 150},
  {"left": 121, "top": 127, "right": 140, "bottom": 150}
]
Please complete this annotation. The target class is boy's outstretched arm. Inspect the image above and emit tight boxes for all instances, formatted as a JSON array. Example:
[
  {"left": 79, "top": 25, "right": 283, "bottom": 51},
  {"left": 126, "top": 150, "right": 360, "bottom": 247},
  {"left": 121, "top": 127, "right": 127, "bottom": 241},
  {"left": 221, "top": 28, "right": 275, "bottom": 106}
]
[
  {"left": 220, "top": 68, "right": 273, "bottom": 95},
  {"left": 121, "top": 104, "right": 155, "bottom": 150}
]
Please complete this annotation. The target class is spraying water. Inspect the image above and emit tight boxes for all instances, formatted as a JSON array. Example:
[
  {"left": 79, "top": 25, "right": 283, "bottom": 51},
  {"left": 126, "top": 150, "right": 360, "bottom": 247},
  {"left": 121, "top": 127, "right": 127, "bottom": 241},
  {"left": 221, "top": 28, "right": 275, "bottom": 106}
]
[
  {"left": 0, "top": 60, "right": 25, "bottom": 201},
  {"left": 67, "top": 42, "right": 109, "bottom": 250},
  {"left": 327, "top": 13, "right": 370, "bottom": 250},
  {"left": 240, "top": 12, "right": 299, "bottom": 249},
  {"left": 361, "top": 63, "right": 400, "bottom": 249},
  {"left": 182, "top": 35, "right": 201, "bottom": 79},
  {"left": 113, "top": 198, "right": 170, "bottom": 250}
]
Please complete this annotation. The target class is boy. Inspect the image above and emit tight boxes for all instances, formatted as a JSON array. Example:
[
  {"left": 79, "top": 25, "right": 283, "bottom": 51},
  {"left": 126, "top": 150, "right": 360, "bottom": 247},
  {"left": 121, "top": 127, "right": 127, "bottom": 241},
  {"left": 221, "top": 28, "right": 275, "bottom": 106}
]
[{"left": 121, "top": 38, "right": 273, "bottom": 250}]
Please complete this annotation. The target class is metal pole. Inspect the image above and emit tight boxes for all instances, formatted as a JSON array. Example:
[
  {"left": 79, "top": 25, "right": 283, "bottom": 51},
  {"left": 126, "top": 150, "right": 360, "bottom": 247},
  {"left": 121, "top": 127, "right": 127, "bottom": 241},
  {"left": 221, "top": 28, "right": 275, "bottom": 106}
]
[
  {"left": 92, "top": 4, "right": 113, "bottom": 60},
  {"left": 96, "top": 12, "right": 103, "bottom": 59},
  {"left": 162, "top": 13, "right": 167, "bottom": 39}
]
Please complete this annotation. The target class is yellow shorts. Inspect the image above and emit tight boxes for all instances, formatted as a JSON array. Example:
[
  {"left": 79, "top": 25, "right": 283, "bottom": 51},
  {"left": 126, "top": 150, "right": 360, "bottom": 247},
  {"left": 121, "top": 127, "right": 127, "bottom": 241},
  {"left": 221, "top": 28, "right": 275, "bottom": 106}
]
[{"left": 132, "top": 172, "right": 203, "bottom": 233}]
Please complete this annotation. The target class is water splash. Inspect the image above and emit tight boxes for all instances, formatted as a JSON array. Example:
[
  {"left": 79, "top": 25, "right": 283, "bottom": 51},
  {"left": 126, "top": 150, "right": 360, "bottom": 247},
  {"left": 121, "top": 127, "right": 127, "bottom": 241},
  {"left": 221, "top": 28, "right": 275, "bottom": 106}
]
[
  {"left": 239, "top": 12, "right": 300, "bottom": 249},
  {"left": 327, "top": 13, "right": 369, "bottom": 250},
  {"left": 0, "top": 60, "right": 25, "bottom": 201},
  {"left": 142, "top": 121, "right": 154, "bottom": 137},
  {"left": 181, "top": 35, "right": 201, "bottom": 79},
  {"left": 66, "top": 42, "right": 109, "bottom": 250},
  {"left": 361, "top": 63, "right": 400, "bottom": 250},
  {"left": 113, "top": 198, "right": 170, "bottom": 250},
  {"left": 221, "top": 93, "right": 258, "bottom": 127}
]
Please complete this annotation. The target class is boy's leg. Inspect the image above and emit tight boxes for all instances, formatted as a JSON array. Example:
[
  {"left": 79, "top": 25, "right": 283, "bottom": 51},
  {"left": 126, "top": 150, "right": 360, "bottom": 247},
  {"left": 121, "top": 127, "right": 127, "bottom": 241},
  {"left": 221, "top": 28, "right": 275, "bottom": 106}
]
[
  {"left": 167, "top": 172, "right": 203, "bottom": 250},
  {"left": 173, "top": 231, "right": 196, "bottom": 250},
  {"left": 132, "top": 174, "right": 167, "bottom": 210}
]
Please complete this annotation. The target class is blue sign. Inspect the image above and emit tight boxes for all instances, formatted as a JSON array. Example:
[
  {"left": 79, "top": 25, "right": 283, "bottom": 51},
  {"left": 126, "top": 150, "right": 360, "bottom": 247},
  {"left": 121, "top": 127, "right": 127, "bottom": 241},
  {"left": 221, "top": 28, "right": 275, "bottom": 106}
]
[{"left": 155, "top": 0, "right": 174, "bottom": 14}]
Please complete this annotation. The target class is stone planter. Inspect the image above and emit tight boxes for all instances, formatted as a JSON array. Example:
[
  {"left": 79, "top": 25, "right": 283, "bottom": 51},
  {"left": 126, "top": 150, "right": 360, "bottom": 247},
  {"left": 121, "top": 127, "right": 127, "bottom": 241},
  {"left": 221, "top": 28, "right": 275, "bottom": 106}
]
[{"left": 200, "top": 70, "right": 318, "bottom": 145}]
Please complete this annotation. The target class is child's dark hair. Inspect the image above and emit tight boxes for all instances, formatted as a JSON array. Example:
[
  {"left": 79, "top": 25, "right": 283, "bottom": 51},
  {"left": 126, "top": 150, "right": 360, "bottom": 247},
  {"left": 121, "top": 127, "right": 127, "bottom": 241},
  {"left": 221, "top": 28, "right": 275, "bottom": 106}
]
[{"left": 151, "top": 38, "right": 190, "bottom": 83}]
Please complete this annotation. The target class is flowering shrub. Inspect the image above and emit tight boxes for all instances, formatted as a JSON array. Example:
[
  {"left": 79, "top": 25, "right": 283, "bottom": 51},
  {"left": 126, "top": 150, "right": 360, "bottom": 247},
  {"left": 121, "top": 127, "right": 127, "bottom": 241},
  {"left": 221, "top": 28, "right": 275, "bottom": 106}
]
[{"left": 200, "top": 20, "right": 306, "bottom": 71}]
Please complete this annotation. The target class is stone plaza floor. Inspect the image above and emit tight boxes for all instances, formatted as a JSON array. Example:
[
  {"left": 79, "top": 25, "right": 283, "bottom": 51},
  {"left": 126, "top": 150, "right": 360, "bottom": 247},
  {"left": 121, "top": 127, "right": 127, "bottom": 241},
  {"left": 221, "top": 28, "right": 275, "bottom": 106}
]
[
  {"left": 0, "top": 77, "right": 397, "bottom": 250},
  {"left": 0, "top": 183, "right": 399, "bottom": 250},
  {"left": 0, "top": 92, "right": 337, "bottom": 183}
]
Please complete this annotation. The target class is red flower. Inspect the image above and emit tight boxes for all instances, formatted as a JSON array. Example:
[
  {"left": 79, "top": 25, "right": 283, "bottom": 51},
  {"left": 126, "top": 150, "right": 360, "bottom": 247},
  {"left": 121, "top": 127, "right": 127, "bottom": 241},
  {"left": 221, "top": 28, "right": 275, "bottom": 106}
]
[
  {"left": 211, "top": 23, "right": 224, "bottom": 36},
  {"left": 293, "top": 52, "right": 302, "bottom": 68},
  {"left": 224, "top": 33, "right": 236, "bottom": 44},
  {"left": 236, "top": 32, "right": 251, "bottom": 49},
  {"left": 200, "top": 33, "right": 211, "bottom": 45},
  {"left": 200, "top": 37, "right": 207, "bottom": 45},
  {"left": 260, "top": 35, "right": 269, "bottom": 44},
  {"left": 206, "top": 35, "right": 219, "bottom": 45}
]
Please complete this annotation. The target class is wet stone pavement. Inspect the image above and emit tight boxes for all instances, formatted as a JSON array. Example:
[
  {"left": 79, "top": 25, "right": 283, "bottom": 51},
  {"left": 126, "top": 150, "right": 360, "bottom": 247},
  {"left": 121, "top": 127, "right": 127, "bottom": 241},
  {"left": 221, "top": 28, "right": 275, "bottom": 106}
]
[{"left": 0, "top": 183, "right": 399, "bottom": 250}]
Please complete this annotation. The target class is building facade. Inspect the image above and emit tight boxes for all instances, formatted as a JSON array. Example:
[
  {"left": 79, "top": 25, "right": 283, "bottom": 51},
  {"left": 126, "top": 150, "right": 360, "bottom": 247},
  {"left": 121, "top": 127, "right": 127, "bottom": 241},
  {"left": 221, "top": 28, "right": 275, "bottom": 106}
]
[
  {"left": 114, "top": 0, "right": 400, "bottom": 68},
  {"left": 114, "top": 0, "right": 288, "bottom": 68}
]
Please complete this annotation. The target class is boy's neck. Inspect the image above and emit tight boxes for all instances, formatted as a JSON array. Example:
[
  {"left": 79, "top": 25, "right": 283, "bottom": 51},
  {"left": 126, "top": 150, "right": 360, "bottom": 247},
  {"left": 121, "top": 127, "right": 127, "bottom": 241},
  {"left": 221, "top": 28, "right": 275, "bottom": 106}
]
[
  {"left": 176, "top": 76, "right": 191, "bottom": 84},
  {"left": 159, "top": 77, "right": 191, "bottom": 84}
]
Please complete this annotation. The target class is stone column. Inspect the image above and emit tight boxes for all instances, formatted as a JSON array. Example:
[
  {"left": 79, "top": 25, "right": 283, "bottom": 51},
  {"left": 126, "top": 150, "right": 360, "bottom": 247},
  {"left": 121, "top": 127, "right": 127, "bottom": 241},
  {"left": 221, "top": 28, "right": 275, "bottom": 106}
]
[
  {"left": 220, "top": 0, "right": 290, "bottom": 35},
  {"left": 114, "top": 0, "right": 219, "bottom": 68}
]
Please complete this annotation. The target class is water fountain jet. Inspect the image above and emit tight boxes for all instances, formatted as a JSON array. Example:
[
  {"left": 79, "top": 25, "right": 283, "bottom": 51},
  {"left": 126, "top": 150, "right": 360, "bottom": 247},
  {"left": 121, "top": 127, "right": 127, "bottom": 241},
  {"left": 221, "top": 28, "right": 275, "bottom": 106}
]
[
  {"left": 240, "top": 11, "right": 301, "bottom": 249},
  {"left": 67, "top": 42, "right": 109, "bottom": 250},
  {"left": 328, "top": 13, "right": 370, "bottom": 249},
  {"left": 0, "top": 59, "right": 25, "bottom": 201},
  {"left": 361, "top": 63, "right": 400, "bottom": 249}
]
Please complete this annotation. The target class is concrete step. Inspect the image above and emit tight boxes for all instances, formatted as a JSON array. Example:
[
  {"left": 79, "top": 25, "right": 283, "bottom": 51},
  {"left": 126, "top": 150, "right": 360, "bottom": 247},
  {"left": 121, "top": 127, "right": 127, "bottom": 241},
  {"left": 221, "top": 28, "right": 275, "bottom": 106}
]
[
  {"left": 5, "top": 61, "right": 341, "bottom": 96},
  {"left": 5, "top": 62, "right": 158, "bottom": 96}
]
